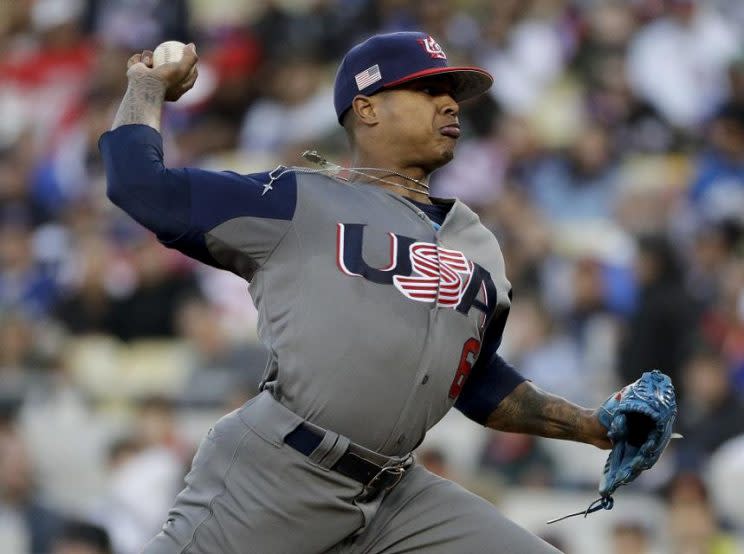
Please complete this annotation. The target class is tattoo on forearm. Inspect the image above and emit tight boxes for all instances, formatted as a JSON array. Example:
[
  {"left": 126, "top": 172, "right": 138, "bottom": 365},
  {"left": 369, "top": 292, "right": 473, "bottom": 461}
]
[
  {"left": 486, "top": 382, "right": 609, "bottom": 448},
  {"left": 112, "top": 75, "right": 167, "bottom": 131}
]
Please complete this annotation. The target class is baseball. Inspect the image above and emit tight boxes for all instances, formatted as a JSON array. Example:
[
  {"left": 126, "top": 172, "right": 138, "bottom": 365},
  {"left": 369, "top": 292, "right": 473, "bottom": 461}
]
[{"left": 152, "top": 40, "right": 187, "bottom": 67}]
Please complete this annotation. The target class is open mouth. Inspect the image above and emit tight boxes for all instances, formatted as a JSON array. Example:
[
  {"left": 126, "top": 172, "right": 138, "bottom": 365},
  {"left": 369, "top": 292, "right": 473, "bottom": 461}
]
[{"left": 439, "top": 124, "right": 461, "bottom": 139}]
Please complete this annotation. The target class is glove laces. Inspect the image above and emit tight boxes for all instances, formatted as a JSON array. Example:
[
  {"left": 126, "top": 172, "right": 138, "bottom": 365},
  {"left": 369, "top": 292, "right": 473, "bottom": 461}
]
[{"left": 546, "top": 495, "right": 614, "bottom": 525}]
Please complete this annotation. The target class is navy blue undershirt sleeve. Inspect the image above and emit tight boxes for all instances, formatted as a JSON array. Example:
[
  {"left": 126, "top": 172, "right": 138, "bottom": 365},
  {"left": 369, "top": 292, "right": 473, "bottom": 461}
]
[
  {"left": 454, "top": 353, "right": 526, "bottom": 425},
  {"left": 99, "top": 124, "right": 297, "bottom": 269},
  {"left": 455, "top": 296, "right": 526, "bottom": 425},
  {"left": 99, "top": 125, "right": 190, "bottom": 240}
]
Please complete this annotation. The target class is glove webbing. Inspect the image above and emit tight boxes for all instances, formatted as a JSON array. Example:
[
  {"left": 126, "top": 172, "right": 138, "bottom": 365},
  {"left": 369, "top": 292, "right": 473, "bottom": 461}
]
[{"left": 546, "top": 495, "right": 614, "bottom": 525}]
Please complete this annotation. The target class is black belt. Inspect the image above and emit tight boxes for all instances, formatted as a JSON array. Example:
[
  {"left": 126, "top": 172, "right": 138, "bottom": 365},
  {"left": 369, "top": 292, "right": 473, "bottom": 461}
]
[{"left": 285, "top": 423, "right": 410, "bottom": 494}]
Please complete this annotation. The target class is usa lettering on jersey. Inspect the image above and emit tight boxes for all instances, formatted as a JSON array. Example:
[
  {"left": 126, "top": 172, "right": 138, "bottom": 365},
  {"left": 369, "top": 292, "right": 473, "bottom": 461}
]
[
  {"left": 392, "top": 243, "right": 474, "bottom": 308},
  {"left": 336, "top": 223, "right": 495, "bottom": 328}
]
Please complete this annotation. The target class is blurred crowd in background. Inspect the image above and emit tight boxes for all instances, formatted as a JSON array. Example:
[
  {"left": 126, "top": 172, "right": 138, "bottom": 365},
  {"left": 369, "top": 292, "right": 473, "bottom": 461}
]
[{"left": 1, "top": 0, "right": 744, "bottom": 552}]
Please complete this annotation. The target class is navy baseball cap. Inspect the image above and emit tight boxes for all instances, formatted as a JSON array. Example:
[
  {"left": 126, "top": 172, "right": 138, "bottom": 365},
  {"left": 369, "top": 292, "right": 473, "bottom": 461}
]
[{"left": 334, "top": 32, "right": 493, "bottom": 123}]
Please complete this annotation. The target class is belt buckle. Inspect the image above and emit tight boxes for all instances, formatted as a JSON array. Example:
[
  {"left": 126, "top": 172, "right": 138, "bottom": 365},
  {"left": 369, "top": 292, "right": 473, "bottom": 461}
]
[{"left": 364, "top": 455, "right": 412, "bottom": 494}]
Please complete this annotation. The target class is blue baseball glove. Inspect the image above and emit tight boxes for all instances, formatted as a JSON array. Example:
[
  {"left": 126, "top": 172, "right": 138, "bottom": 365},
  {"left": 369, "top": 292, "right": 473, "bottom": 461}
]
[
  {"left": 547, "top": 370, "right": 678, "bottom": 524},
  {"left": 597, "top": 370, "right": 678, "bottom": 498}
]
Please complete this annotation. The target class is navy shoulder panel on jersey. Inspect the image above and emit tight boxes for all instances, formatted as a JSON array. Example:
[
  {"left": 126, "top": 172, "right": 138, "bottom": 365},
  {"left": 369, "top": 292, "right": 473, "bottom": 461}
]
[
  {"left": 100, "top": 124, "right": 297, "bottom": 268},
  {"left": 167, "top": 166, "right": 297, "bottom": 269},
  {"left": 184, "top": 165, "right": 297, "bottom": 233}
]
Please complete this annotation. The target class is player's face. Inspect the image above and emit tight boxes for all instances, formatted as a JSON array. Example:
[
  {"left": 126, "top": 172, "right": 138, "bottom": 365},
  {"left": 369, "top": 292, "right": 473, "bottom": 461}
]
[{"left": 373, "top": 77, "right": 461, "bottom": 171}]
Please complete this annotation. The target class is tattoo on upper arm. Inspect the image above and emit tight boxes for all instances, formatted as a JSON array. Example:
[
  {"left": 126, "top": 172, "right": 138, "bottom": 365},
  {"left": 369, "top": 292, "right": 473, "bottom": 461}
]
[{"left": 112, "top": 76, "right": 167, "bottom": 131}]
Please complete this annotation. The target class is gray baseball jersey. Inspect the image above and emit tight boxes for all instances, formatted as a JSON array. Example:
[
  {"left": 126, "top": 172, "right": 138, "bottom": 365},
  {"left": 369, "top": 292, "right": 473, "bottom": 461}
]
[
  {"left": 100, "top": 124, "right": 513, "bottom": 455},
  {"left": 239, "top": 171, "right": 512, "bottom": 456},
  {"left": 99, "top": 125, "right": 559, "bottom": 554}
]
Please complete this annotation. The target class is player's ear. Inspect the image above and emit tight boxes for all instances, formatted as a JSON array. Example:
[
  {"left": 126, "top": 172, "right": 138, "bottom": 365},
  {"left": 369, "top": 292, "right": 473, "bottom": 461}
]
[{"left": 351, "top": 95, "right": 378, "bottom": 127}]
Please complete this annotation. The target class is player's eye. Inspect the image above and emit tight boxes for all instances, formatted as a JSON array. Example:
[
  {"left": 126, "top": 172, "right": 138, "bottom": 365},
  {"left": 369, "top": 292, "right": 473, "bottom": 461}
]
[{"left": 420, "top": 85, "right": 451, "bottom": 97}]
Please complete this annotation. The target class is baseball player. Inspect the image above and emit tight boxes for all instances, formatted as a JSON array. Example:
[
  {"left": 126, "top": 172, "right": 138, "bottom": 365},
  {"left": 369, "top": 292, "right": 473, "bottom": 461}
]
[{"left": 99, "top": 32, "right": 676, "bottom": 553}]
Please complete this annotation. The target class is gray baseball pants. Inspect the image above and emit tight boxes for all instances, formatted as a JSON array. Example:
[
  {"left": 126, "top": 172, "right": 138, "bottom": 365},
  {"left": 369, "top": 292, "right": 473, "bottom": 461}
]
[{"left": 143, "top": 391, "right": 560, "bottom": 554}]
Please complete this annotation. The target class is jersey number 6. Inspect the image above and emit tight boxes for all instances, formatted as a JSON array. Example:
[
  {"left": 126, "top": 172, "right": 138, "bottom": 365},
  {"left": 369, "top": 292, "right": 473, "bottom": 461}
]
[{"left": 448, "top": 338, "right": 481, "bottom": 399}]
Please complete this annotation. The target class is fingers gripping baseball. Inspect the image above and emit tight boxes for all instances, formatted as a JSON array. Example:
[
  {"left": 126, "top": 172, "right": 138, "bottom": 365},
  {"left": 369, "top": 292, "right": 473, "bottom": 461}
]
[
  {"left": 172, "top": 64, "right": 199, "bottom": 101},
  {"left": 126, "top": 44, "right": 199, "bottom": 102}
]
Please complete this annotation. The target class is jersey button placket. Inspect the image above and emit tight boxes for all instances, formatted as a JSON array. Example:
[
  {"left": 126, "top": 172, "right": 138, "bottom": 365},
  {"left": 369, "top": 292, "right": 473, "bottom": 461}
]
[{"left": 377, "top": 194, "right": 442, "bottom": 453}]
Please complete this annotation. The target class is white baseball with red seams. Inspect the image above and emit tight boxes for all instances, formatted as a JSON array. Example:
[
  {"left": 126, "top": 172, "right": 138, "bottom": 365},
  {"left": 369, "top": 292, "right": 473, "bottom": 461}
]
[{"left": 152, "top": 40, "right": 186, "bottom": 67}]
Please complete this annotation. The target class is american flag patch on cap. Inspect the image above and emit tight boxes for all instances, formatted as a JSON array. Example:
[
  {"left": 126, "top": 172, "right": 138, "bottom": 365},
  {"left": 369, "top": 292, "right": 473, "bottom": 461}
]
[{"left": 355, "top": 64, "right": 382, "bottom": 91}]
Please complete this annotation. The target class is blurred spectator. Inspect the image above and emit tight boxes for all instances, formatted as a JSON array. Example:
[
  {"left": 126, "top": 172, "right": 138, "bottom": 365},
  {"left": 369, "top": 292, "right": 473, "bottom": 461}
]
[
  {"left": 675, "top": 349, "right": 744, "bottom": 468},
  {"left": 52, "top": 520, "right": 112, "bottom": 554},
  {"left": 94, "top": 399, "right": 185, "bottom": 554},
  {"left": 481, "top": 185, "right": 550, "bottom": 291},
  {"left": 0, "top": 0, "right": 95, "bottom": 148},
  {"left": 417, "top": 446, "right": 452, "bottom": 480},
  {"left": 0, "top": 215, "right": 59, "bottom": 318},
  {"left": 175, "top": 295, "right": 264, "bottom": 376},
  {"left": 415, "top": 0, "right": 480, "bottom": 58},
  {"left": 589, "top": 59, "right": 678, "bottom": 156},
  {"left": 0, "top": 416, "right": 64, "bottom": 554},
  {"left": 239, "top": 57, "right": 337, "bottom": 157},
  {"left": 106, "top": 236, "right": 198, "bottom": 342},
  {"left": 501, "top": 295, "right": 590, "bottom": 404},
  {"left": 697, "top": 254, "right": 744, "bottom": 388},
  {"left": 254, "top": 0, "right": 375, "bottom": 63},
  {"left": 708, "top": 434, "right": 744, "bottom": 530},
  {"left": 687, "top": 221, "right": 741, "bottom": 307},
  {"left": 689, "top": 102, "right": 744, "bottom": 225},
  {"left": 18, "top": 360, "right": 107, "bottom": 516},
  {"left": 479, "top": 1, "right": 567, "bottom": 115},
  {"left": 727, "top": 54, "right": 744, "bottom": 108},
  {"left": 30, "top": 89, "right": 115, "bottom": 222},
  {"left": 194, "top": 30, "right": 261, "bottom": 122},
  {"left": 497, "top": 113, "right": 544, "bottom": 186},
  {"left": 85, "top": 0, "right": 190, "bottom": 50},
  {"left": 135, "top": 395, "right": 190, "bottom": 463},
  {"left": 0, "top": 131, "right": 38, "bottom": 220},
  {"left": 576, "top": 2, "right": 679, "bottom": 155},
  {"left": 0, "top": 310, "right": 53, "bottom": 408},
  {"left": 627, "top": 0, "right": 741, "bottom": 128},
  {"left": 618, "top": 234, "right": 698, "bottom": 386},
  {"left": 565, "top": 256, "right": 615, "bottom": 318},
  {"left": 715, "top": 0, "right": 744, "bottom": 30},
  {"left": 611, "top": 521, "right": 653, "bottom": 554},
  {"left": 528, "top": 124, "right": 619, "bottom": 221},
  {"left": 175, "top": 295, "right": 267, "bottom": 405},
  {"left": 479, "top": 432, "right": 555, "bottom": 487},
  {"left": 665, "top": 472, "right": 739, "bottom": 554},
  {"left": 54, "top": 235, "right": 117, "bottom": 336},
  {"left": 574, "top": 1, "right": 636, "bottom": 85},
  {"left": 0, "top": 312, "right": 37, "bottom": 375},
  {"left": 583, "top": 0, "right": 636, "bottom": 51}
]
